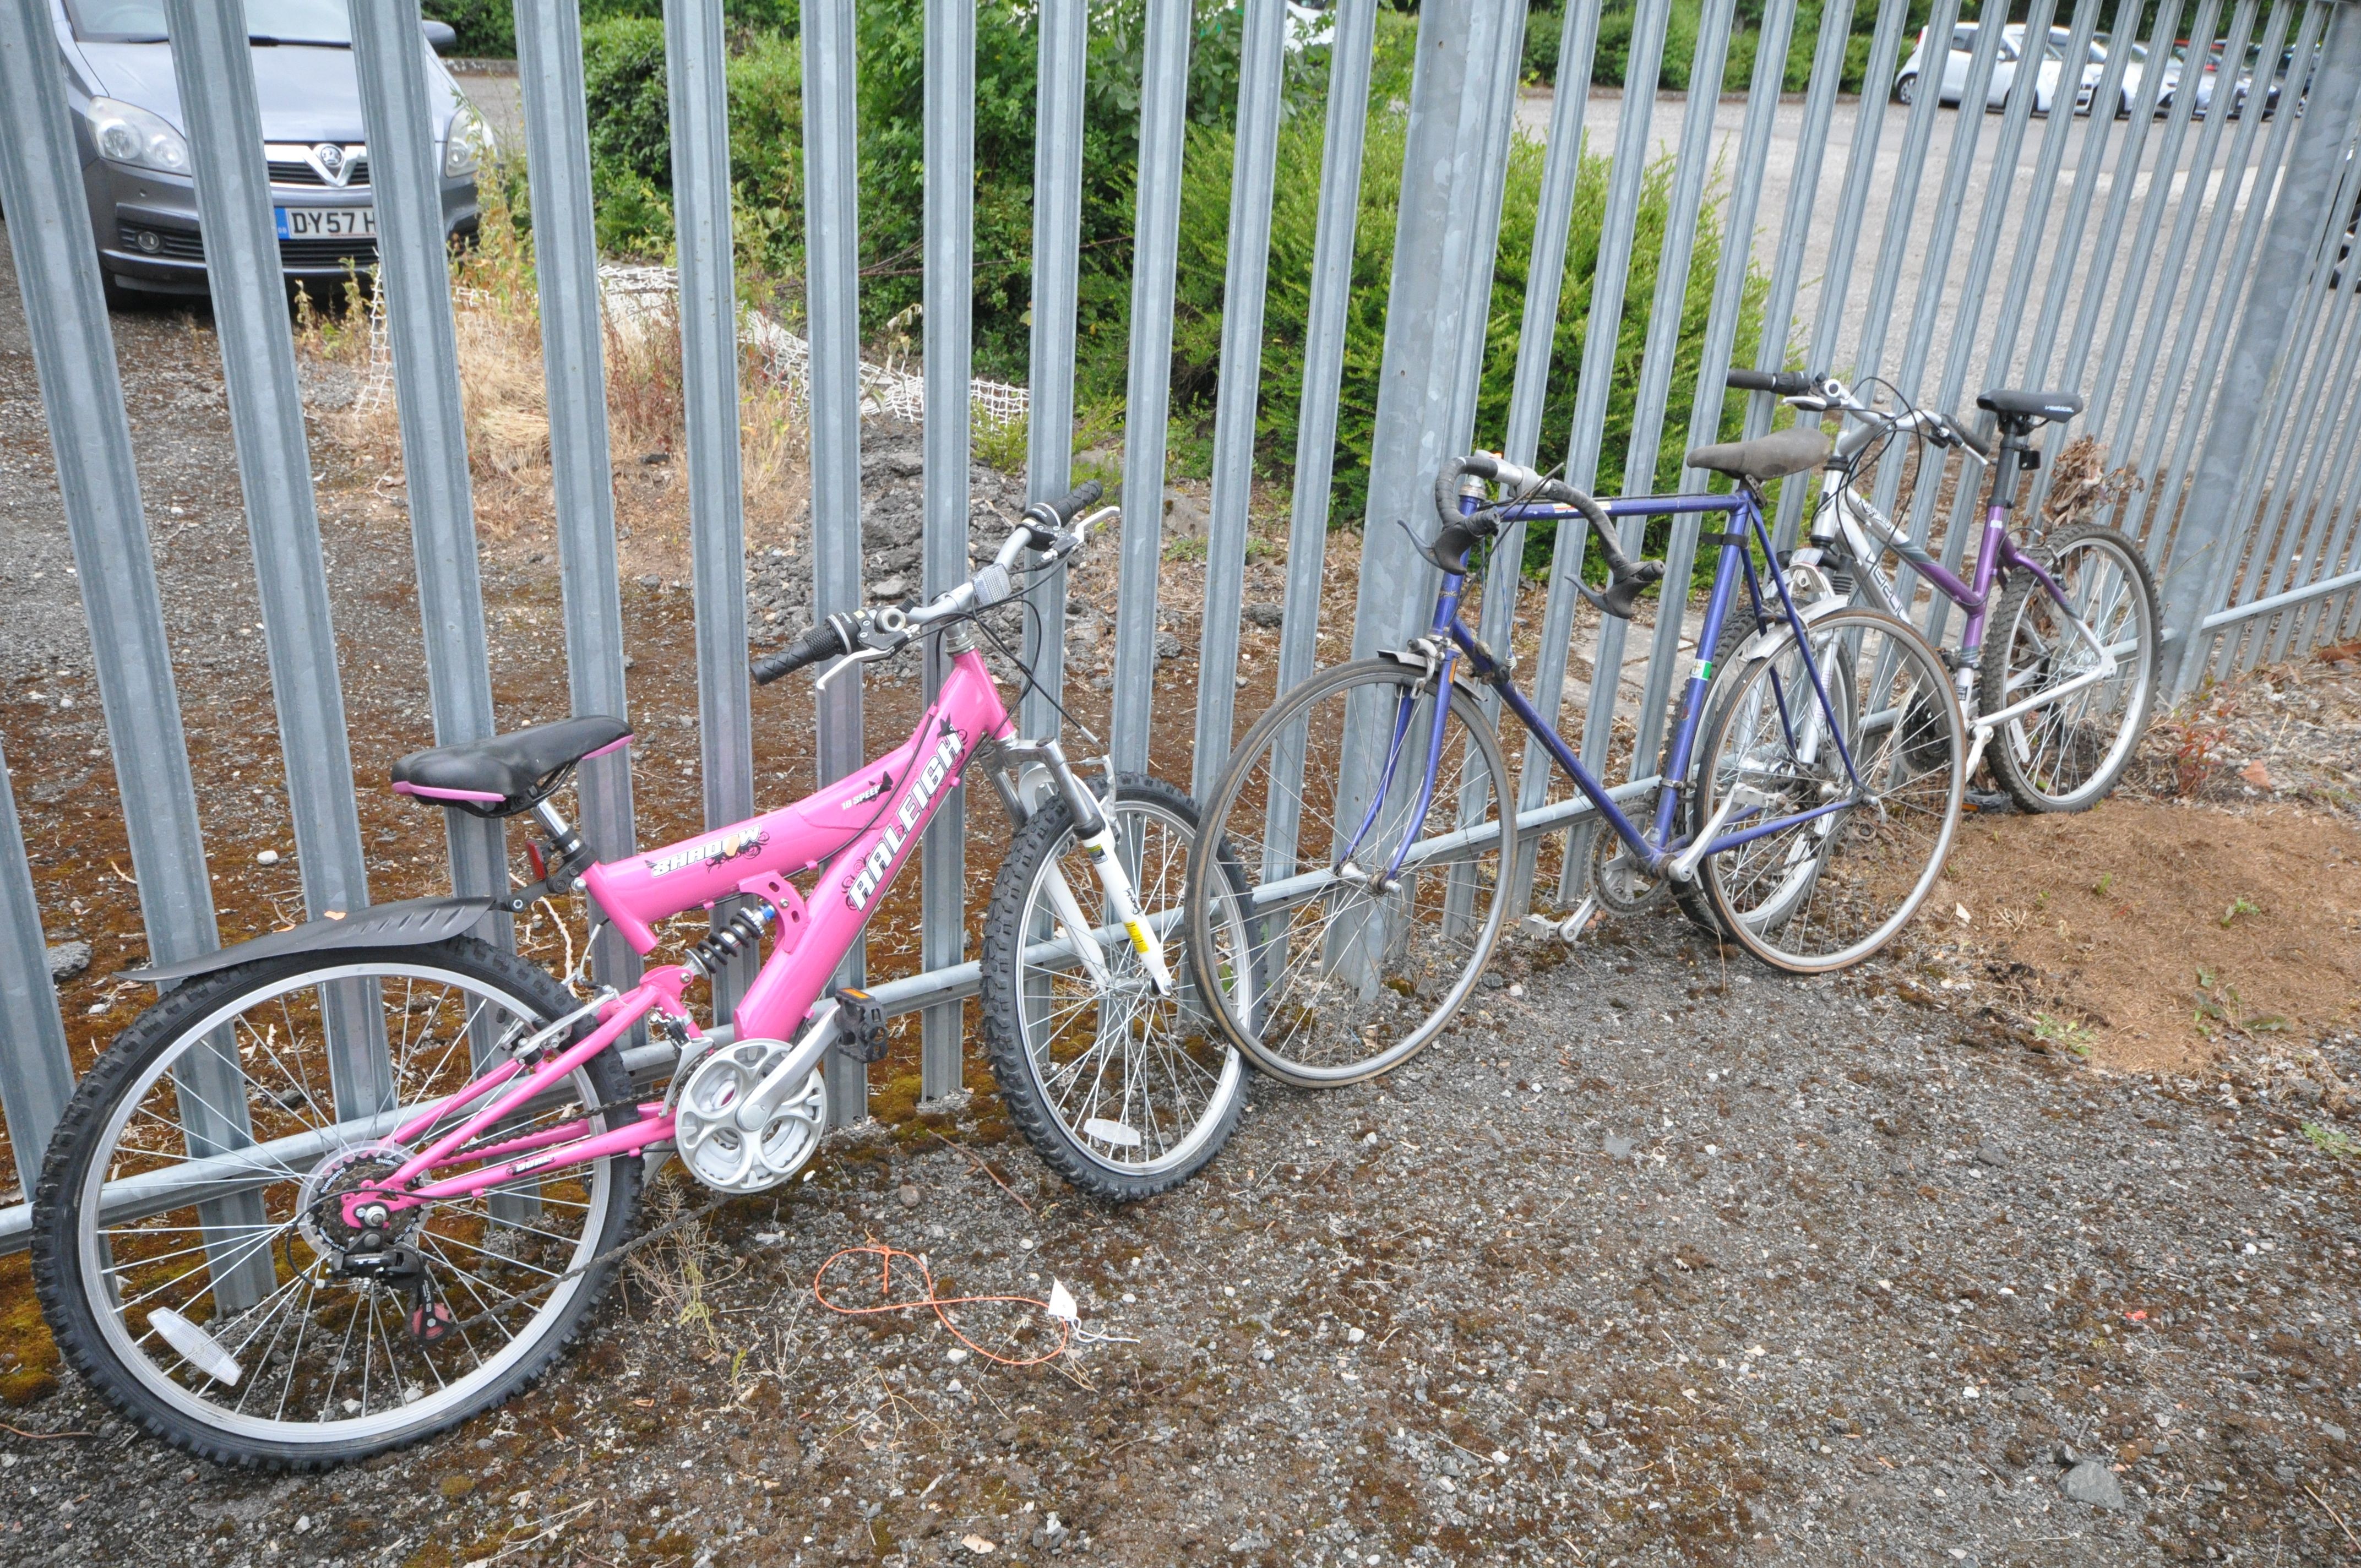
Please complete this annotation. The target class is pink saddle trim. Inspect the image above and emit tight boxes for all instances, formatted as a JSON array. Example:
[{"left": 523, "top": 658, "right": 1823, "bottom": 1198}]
[
  {"left": 583, "top": 733, "right": 634, "bottom": 759},
  {"left": 393, "top": 780, "right": 509, "bottom": 805}
]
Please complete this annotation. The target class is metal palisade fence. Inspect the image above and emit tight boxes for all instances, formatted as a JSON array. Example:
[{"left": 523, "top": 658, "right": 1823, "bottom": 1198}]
[{"left": 2, "top": 0, "right": 2359, "bottom": 1254}]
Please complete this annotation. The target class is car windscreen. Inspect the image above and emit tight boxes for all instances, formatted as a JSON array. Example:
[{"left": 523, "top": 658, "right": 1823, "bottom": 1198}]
[{"left": 64, "top": 0, "right": 351, "bottom": 45}]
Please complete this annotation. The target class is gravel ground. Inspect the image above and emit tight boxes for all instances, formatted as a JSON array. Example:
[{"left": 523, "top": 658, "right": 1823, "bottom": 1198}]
[
  {"left": 6, "top": 932, "right": 2361, "bottom": 1567},
  {"left": 7, "top": 224, "right": 2361, "bottom": 1568}
]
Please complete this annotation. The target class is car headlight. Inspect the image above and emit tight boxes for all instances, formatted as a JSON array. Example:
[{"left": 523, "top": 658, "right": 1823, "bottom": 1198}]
[
  {"left": 88, "top": 97, "right": 189, "bottom": 176},
  {"left": 442, "top": 101, "right": 487, "bottom": 178}
]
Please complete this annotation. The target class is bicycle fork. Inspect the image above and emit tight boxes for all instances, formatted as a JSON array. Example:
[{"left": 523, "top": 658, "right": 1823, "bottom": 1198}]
[{"left": 989, "top": 737, "right": 1177, "bottom": 998}]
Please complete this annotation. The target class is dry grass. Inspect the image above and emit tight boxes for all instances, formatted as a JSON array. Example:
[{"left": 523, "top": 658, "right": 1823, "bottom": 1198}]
[{"left": 295, "top": 161, "right": 810, "bottom": 572}]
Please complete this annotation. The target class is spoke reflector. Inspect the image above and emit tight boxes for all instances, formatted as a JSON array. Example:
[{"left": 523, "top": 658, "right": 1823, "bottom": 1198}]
[{"left": 149, "top": 1306, "right": 243, "bottom": 1386}]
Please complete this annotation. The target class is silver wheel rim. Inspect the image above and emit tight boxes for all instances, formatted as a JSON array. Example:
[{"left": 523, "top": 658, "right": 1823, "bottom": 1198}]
[
  {"left": 1705, "top": 616, "right": 1962, "bottom": 971},
  {"left": 1207, "top": 670, "right": 1510, "bottom": 1084},
  {"left": 1013, "top": 798, "right": 1246, "bottom": 1176},
  {"left": 1998, "top": 535, "right": 2154, "bottom": 808},
  {"left": 71, "top": 961, "right": 618, "bottom": 1448}
]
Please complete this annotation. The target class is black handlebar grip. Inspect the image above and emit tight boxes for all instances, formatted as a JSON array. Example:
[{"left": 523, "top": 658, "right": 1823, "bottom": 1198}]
[
  {"left": 1045, "top": 478, "right": 1104, "bottom": 525},
  {"left": 1947, "top": 417, "right": 1992, "bottom": 461},
  {"left": 752, "top": 614, "right": 853, "bottom": 685},
  {"left": 1727, "top": 368, "right": 1814, "bottom": 396}
]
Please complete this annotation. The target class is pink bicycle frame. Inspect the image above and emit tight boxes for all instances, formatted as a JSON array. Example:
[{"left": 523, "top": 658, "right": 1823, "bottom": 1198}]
[{"left": 350, "top": 648, "right": 1016, "bottom": 1221}]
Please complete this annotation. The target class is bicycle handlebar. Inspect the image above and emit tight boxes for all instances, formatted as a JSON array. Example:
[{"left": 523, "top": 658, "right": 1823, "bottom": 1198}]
[
  {"left": 752, "top": 612, "right": 859, "bottom": 686},
  {"left": 754, "top": 477, "right": 1118, "bottom": 687},
  {"left": 1726, "top": 368, "right": 1815, "bottom": 396},
  {"left": 1438, "top": 454, "right": 1665, "bottom": 621}
]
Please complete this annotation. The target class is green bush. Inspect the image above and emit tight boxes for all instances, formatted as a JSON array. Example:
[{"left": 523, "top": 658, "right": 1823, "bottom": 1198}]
[
  {"left": 576, "top": 1, "right": 1316, "bottom": 364},
  {"left": 423, "top": 0, "right": 513, "bottom": 58},
  {"left": 1172, "top": 23, "right": 1766, "bottom": 559}
]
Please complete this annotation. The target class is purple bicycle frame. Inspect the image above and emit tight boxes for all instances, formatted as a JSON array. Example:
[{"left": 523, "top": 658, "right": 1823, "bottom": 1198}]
[{"left": 1345, "top": 487, "right": 1868, "bottom": 889}]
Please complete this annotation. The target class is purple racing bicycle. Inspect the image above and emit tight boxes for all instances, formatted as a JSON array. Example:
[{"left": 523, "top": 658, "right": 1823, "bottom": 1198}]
[{"left": 1183, "top": 439, "right": 1969, "bottom": 1087}]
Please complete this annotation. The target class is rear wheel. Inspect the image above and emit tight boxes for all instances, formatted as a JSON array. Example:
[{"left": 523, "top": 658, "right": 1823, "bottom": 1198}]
[
  {"left": 1184, "top": 658, "right": 1514, "bottom": 1088},
  {"left": 1693, "top": 609, "right": 1963, "bottom": 973},
  {"left": 31, "top": 940, "right": 640, "bottom": 1470},
  {"left": 1979, "top": 523, "right": 2158, "bottom": 813},
  {"left": 978, "top": 775, "right": 1252, "bottom": 1201},
  {"left": 1896, "top": 72, "right": 1918, "bottom": 105}
]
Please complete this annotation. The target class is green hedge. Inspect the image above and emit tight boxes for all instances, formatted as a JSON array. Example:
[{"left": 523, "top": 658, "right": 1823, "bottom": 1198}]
[
  {"left": 578, "top": 0, "right": 1318, "bottom": 368},
  {"left": 1172, "top": 15, "right": 1765, "bottom": 557},
  {"left": 424, "top": 0, "right": 803, "bottom": 59}
]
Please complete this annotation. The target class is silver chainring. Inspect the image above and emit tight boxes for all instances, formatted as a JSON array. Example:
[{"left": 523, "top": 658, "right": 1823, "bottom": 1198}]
[
  {"left": 1587, "top": 826, "right": 1668, "bottom": 915},
  {"left": 672, "top": 1039, "right": 827, "bottom": 1195}
]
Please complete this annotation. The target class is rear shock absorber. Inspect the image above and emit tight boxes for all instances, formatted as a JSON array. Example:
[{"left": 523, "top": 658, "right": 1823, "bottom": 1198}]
[{"left": 685, "top": 902, "right": 775, "bottom": 978}]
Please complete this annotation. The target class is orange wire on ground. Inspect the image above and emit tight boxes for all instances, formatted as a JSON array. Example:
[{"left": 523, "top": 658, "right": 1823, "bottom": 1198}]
[{"left": 812, "top": 1242, "right": 1070, "bottom": 1367}]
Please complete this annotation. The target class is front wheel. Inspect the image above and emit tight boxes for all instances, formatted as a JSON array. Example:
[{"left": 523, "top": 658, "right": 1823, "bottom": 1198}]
[
  {"left": 1184, "top": 658, "right": 1515, "bottom": 1088},
  {"left": 30, "top": 940, "right": 641, "bottom": 1470},
  {"left": 1693, "top": 609, "right": 1964, "bottom": 973},
  {"left": 1978, "top": 523, "right": 2159, "bottom": 813},
  {"left": 978, "top": 774, "right": 1253, "bottom": 1201}
]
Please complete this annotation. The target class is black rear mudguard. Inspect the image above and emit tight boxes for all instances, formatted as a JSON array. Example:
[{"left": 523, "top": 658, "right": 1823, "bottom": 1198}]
[{"left": 125, "top": 896, "right": 501, "bottom": 986}]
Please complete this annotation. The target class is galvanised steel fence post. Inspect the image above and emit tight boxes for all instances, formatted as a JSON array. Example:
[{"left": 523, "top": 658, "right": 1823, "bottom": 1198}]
[
  {"left": 1110, "top": 0, "right": 1194, "bottom": 777},
  {"left": 1774, "top": 0, "right": 1913, "bottom": 546},
  {"left": 1624, "top": 0, "right": 1756, "bottom": 783},
  {"left": 667, "top": 0, "right": 758, "bottom": 1023},
  {"left": 2103, "top": 0, "right": 2262, "bottom": 542},
  {"left": 0, "top": 1, "right": 211, "bottom": 1185},
  {"left": 1265, "top": 0, "right": 1378, "bottom": 879},
  {"left": 166, "top": 0, "right": 366, "bottom": 1309},
  {"left": 515, "top": 0, "right": 641, "bottom": 1001},
  {"left": 921, "top": 0, "right": 977, "bottom": 1096},
  {"left": 800, "top": 0, "right": 871, "bottom": 1124},
  {"left": 1754, "top": 0, "right": 1855, "bottom": 556},
  {"left": 1555, "top": 0, "right": 1675, "bottom": 906},
  {"left": 2157, "top": 2, "right": 2353, "bottom": 695},
  {"left": 1193, "top": 0, "right": 1289, "bottom": 801},
  {"left": 1018, "top": 0, "right": 1089, "bottom": 744},
  {"left": 2221, "top": 85, "right": 2361, "bottom": 674},
  {"left": 1494, "top": 0, "right": 1601, "bottom": 914},
  {"left": 351, "top": 1, "right": 509, "bottom": 970},
  {"left": 0, "top": 743, "right": 70, "bottom": 1192},
  {"left": 2179, "top": 5, "right": 2361, "bottom": 685}
]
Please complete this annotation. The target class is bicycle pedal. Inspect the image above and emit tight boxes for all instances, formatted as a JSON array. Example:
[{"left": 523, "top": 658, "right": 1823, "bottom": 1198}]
[{"left": 833, "top": 987, "right": 892, "bottom": 1064}]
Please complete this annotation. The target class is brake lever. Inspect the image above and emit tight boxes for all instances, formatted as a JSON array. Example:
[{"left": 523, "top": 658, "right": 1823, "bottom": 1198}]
[{"left": 814, "top": 645, "right": 893, "bottom": 692}]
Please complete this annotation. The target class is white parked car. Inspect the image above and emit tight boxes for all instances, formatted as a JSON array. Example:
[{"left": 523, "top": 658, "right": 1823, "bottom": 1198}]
[{"left": 1896, "top": 22, "right": 2149, "bottom": 117}]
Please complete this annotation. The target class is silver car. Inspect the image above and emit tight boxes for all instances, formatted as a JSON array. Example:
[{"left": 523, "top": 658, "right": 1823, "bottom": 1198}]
[{"left": 46, "top": 0, "right": 488, "bottom": 305}]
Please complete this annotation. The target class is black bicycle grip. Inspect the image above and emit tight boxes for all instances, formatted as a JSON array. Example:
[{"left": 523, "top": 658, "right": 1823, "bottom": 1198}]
[
  {"left": 752, "top": 614, "right": 855, "bottom": 685},
  {"left": 1041, "top": 479, "right": 1103, "bottom": 525},
  {"left": 1727, "top": 368, "right": 1814, "bottom": 396},
  {"left": 1943, "top": 416, "right": 1992, "bottom": 461}
]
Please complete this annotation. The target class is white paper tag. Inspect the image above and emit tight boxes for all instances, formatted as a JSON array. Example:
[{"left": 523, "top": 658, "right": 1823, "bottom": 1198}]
[{"left": 1046, "top": 1280, "right": 1079, "bottom": 1324}]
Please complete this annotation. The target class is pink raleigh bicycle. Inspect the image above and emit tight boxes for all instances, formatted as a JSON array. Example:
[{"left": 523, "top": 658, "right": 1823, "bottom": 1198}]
[{"left": 30, "top": 482, "right": 1262, "bottom": 1468}]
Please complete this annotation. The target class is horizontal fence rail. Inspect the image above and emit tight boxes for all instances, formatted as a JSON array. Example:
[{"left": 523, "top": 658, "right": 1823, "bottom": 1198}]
[{"left": 2, "top": 0, "right": 2359, "bottom": 1262}]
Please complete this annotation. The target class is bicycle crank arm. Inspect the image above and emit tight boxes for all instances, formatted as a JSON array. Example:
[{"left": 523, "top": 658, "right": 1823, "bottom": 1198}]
[
  {"left": 731, "top": 998, "right": 842, "bottom": 1135},
  {"left": 1076, "top": 823, "right": 1177, "bottom": 997},
  {"left": 1667, "top": 785, "right": 1775, "bottom": 884}
]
